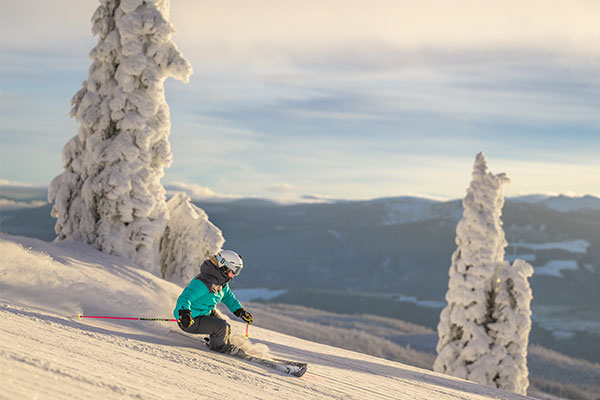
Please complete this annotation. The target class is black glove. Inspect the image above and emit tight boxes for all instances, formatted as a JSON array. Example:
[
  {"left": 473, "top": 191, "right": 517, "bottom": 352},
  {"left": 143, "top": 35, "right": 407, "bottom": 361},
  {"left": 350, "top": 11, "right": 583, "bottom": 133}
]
[
  {"left": 234, "top": 308, "right": 253, "bottom": 324},
  {"left": 178, "top": 309, "right": 194, "bottom": 328}
]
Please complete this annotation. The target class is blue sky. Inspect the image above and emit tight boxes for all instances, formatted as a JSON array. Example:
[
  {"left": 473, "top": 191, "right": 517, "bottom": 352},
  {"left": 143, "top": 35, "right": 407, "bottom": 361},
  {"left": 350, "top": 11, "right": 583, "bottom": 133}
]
[{"left": 1, "top": 0, "right": 599, "bottom": 202}]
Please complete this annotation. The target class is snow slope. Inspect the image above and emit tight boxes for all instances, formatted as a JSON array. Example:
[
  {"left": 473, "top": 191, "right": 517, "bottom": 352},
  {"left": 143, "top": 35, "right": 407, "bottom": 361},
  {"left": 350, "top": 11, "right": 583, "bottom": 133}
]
[{"left": 0, "top": 234, "right": 533, "bottom": 400}]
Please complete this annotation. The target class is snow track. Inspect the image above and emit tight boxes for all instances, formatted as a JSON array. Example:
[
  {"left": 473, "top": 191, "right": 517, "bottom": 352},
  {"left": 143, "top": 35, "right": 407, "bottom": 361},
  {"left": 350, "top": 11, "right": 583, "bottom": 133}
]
[
  {"left": 1, "top": 300, "right": 532, "bottom": 399},
  {"left": 1, "top": 235, "right": 533, "bottom": 399}
]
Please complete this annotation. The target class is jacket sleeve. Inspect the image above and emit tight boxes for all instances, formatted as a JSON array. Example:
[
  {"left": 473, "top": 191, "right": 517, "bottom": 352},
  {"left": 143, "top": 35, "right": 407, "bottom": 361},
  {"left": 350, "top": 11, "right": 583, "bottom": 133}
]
[
  {"left": 173, "top": 279, "right": 209, "bottom": 318},
  {"left": 221, "top": 284, "right": 243, "bottom": 313}
]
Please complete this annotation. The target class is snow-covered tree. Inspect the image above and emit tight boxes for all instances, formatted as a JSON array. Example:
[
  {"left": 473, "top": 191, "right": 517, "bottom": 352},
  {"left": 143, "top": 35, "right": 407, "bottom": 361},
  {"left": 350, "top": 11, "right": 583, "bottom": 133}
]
[
  {"left": 434, "top": 153, "right": 533, "bottom": 395},
  {"left": 159, "top": 192, "right": 225, "bottom": 286},
  {"left": 48, "top": 0, "right": 192, "bottom": 274},
  {"left": 489, "top": 259, "right": 533, "bottom": 393}
]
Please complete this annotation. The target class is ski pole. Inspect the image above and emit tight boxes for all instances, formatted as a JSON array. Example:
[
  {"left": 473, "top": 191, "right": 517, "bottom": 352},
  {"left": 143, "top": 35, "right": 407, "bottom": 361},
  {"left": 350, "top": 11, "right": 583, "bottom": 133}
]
[
  {"left": 75, "top": 314, "right": 178, "bottom": 322},
  {"left": 244, "top": 323, "right": 250, "bottom": 338}
]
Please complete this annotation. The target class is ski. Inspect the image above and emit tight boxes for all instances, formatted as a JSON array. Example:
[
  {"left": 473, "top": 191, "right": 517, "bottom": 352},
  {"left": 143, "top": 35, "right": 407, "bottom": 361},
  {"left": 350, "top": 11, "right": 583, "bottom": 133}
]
[
  {"left": 231, "top": 349, "right": 307, "bottom": 377},
  {"left": 168, "top": 329, "right": 308, "bottom": 377}
]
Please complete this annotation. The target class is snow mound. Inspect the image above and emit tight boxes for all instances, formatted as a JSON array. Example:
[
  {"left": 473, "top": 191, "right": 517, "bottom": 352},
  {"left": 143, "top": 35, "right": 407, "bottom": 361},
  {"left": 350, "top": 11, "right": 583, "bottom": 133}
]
[{"left": 0, "top": 233, "right": 180, "bottom": 318}]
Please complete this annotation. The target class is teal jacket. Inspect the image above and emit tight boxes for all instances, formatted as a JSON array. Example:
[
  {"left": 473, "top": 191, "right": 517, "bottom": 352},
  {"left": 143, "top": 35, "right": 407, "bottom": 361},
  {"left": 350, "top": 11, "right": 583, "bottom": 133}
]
[{"left": 173, "top": 270, "right": 243, "bottom": 319}]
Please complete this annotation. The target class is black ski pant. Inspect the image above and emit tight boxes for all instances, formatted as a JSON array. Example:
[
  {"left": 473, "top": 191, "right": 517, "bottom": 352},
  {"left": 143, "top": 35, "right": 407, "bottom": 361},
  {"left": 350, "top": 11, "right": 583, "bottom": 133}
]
[{"left": 178, "top": 309, "right": 230, "bottom": 351}]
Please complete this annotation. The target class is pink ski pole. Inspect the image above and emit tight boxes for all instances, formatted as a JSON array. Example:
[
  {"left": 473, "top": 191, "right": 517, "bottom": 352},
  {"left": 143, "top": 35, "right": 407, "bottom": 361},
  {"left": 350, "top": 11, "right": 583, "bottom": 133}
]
[{"left": 75, "top": 314, "right": 178, "bottom": 322}]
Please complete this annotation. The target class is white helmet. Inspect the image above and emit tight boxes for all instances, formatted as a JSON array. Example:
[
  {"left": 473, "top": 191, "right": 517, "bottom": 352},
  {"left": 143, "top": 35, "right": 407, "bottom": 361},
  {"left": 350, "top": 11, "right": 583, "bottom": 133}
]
[{"left": 215, "top": 250, "right": 243, "bottom": 276}]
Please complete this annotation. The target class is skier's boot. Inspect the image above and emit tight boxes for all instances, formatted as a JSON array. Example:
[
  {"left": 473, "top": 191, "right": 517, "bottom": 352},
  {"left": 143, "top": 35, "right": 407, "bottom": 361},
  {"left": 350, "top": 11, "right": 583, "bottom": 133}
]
[{"left": 217, "top": 343, "right": 240, "bottom": 356}]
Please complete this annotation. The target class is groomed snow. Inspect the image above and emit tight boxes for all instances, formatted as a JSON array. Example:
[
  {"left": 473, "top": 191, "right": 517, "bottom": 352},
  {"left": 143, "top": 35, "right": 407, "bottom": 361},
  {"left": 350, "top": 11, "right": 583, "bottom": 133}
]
[{"left": 0, "top": 234, "right": 533, "bottom": 399}]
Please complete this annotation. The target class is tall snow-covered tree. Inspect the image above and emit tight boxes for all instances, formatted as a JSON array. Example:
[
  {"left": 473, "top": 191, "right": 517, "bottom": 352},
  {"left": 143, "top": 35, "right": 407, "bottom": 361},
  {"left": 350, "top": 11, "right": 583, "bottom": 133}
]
[
  {"left": 48, "top": 0, "right": 192, "bottom": 274},
  {"left": 159, "top": 192, "right": 225, "bottom": 286},
  {"left": 434, "top": 153, "right": 533, "bottom": 395}
]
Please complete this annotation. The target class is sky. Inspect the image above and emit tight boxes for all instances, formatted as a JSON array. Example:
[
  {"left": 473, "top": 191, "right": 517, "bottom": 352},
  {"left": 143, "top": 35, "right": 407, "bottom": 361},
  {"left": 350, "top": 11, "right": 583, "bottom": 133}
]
[{"left": 1, "top": 0, "right": 599, "bottom": 202}]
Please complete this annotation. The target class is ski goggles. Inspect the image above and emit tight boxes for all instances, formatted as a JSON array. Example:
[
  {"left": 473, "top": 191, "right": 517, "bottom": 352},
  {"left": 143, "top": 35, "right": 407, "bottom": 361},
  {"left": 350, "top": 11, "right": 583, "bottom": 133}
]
[{"left": 221, "top": 266, "right": 236, "bottom": 279}]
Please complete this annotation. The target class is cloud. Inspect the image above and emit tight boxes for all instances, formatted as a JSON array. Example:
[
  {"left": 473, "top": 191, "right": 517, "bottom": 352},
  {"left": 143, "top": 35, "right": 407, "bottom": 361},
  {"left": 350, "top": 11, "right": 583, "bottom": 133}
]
[
  {"left": 298, "top": 194, "right": 337, "bottom": 204},
  {"left": 4, "top": 0, "right": 598, "bottom": 65},
  {"left": 266, "top": 183, "right": 296, "bottom": 193},
  {"left": 0, "top": 180, "right": 49, "bottom": 208},
  {"left": 164, "top": 181, "right": 336, "bottom": 205},
  {"left": 284, "top": 109, "right": 387, "bottom": 121},
  {"left": 496, "top": 159, "right": 600, "bottom": 199},
  {"left": 0, "top": 1, "right": 96, "bottom": 56},
  {"left": 180, "top": 47, "right": 599, "bottom": 135},
  {"left": 261, "top": 183, "right": 338, "bottom": 204},
  {"left": 0, "top": 199, "right": 48, "bottom": 211},
  {"left": 171, "top": 0, "right": 600, "bottom": 64},
  {"left": 165, "top": 1, "right": 600, "bottom": 129},
  {"left": 164, "top": 182, "right": 240, "bottom": 202},
  {"left": 2, "top": 0, "right": 598, "bottom": 202},
  {"left": 0, "top": 179, "right": 46, "bottom": 188}
]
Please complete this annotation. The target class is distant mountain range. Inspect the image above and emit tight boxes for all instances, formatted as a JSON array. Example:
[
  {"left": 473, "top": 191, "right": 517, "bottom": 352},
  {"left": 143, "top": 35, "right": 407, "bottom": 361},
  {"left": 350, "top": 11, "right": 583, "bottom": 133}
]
[{"left": 1, "top": 184, "right": 599, "bottom": 362}]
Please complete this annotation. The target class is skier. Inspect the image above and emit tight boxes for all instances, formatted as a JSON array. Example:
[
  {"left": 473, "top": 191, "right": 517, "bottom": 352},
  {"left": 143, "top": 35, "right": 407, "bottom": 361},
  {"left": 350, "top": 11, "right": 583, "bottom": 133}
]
[{"left": 173, "top": 250, "right": 253, "bottom": 355}]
